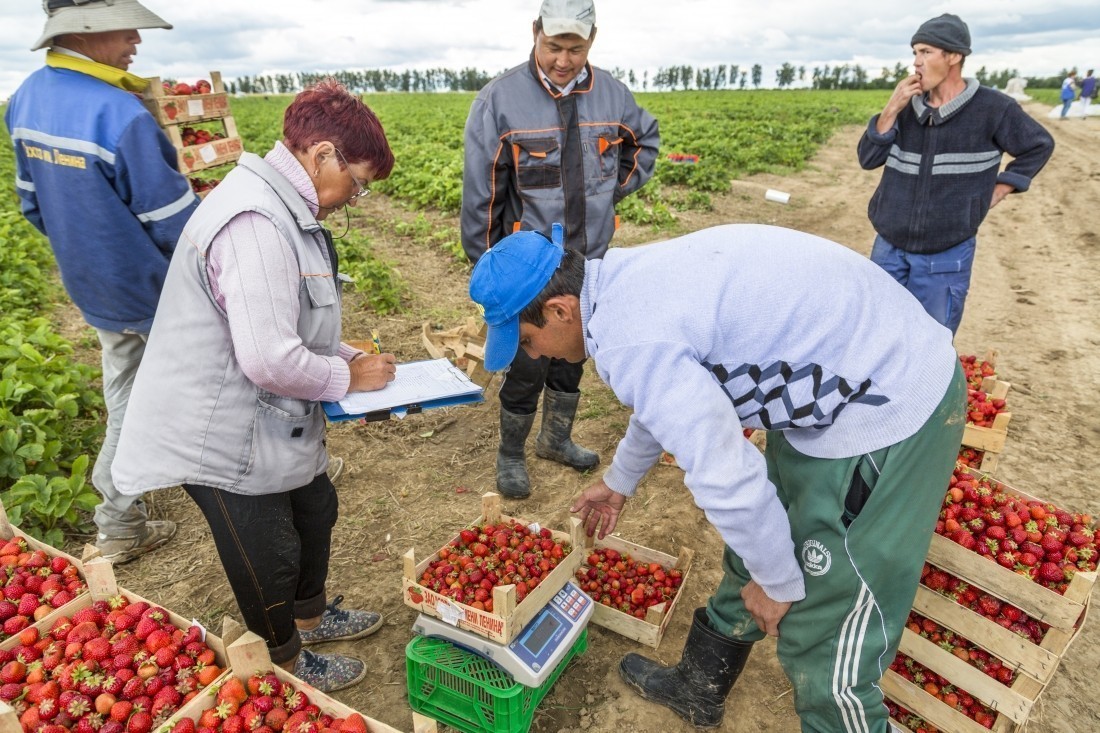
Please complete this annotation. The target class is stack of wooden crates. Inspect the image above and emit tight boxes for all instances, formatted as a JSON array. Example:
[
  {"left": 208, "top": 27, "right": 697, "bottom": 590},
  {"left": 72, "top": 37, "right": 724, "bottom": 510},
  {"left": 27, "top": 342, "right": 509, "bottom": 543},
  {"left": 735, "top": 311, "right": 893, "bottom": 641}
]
[
  {"left": 142, "top": 71, "right": 243, "bottom": 197},
  {"left": 884, "top": 353, "right": 1094, "bottom": 732}
]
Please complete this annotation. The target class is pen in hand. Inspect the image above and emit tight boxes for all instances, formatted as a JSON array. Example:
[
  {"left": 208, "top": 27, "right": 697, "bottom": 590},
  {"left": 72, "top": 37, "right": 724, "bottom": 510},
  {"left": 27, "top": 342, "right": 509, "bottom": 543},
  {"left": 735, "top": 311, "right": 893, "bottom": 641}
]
[{"left": 371, "top": 329, "right": 382, "bottom": 355}]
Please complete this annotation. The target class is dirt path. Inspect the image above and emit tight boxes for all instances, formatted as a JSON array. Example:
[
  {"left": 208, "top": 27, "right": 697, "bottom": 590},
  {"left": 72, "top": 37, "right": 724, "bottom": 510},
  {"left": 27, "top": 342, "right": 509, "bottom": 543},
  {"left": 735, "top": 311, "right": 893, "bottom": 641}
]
[{"left": 101, "top": 104, "right": 1099, "bottom": 733}]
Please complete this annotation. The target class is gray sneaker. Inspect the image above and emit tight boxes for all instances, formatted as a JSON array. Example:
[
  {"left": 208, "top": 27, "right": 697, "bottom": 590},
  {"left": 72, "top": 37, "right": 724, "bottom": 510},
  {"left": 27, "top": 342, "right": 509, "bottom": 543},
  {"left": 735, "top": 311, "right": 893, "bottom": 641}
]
[
  {"left": 96, "top": 520, "right": 177, "bottom": 565},
  {"left": 299, "top": 595, "right": 383, "bottom": 646},
  {"left": 292, "top": 649, "right": 367, "bottom": 693}
]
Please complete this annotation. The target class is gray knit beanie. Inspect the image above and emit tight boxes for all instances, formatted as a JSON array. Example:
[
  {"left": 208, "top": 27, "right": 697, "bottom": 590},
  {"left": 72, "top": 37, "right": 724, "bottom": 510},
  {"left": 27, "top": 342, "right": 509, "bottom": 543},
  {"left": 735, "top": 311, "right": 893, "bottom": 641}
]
[{"left": 911, "top": 14, "right": 971, "bottom": 56}]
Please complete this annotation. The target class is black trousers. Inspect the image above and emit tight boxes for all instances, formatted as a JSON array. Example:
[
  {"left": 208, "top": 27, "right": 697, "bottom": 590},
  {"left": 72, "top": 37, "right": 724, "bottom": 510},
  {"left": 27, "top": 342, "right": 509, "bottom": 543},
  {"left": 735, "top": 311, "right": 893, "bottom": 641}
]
[
  {"left": 498, "top": 346, "right": 585, "bottom": 414},
  {"left": 184, "top": 472, "right": 338, "bottom": 664}
]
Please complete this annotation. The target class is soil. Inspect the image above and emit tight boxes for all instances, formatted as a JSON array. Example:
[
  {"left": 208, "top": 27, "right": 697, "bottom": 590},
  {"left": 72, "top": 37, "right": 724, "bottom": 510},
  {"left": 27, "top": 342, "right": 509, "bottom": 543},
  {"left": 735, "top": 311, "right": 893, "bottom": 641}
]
[{"left": 75, "top": 103, "right": 1099, "bottom": 733}]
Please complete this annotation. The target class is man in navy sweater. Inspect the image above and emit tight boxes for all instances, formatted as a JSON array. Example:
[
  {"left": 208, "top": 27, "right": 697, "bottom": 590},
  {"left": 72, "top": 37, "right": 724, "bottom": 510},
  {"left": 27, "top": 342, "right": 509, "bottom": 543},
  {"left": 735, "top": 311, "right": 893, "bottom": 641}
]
[
  {"left": 5, "top": 0, "right": 198, "bottom": 563},
  {"left": 858, "top": 13, "right": 1054, "bottom": 335}
]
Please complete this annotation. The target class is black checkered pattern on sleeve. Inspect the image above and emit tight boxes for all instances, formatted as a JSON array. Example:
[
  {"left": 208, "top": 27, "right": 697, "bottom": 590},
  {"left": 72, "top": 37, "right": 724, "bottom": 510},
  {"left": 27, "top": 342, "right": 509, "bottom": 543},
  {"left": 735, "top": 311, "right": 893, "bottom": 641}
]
[{"left": 704, "top": 360, "right": 890, "bottom": 430}]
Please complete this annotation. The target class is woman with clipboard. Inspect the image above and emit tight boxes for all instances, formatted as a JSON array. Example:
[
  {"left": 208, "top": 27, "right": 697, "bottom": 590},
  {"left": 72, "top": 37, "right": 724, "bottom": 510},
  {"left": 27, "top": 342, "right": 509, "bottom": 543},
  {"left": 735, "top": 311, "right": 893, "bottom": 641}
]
[{"left": 112, "top": 80, "right": 396, "bottom": 693}]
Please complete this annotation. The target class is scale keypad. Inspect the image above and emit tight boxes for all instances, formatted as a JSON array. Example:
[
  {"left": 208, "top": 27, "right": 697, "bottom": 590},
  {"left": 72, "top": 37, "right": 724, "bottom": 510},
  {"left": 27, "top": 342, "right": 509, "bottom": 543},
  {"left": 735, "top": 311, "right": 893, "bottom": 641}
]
[{"left": 554, "top": 585, "right": 589, "bottom": 620}]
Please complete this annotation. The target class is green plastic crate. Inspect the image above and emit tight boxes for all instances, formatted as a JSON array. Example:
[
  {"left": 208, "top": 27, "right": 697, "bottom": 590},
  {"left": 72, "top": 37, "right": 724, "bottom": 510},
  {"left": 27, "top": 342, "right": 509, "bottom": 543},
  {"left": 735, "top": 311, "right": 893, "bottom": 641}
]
[{"left": 405, "top": 628, "right": 588, "bottom": 733}]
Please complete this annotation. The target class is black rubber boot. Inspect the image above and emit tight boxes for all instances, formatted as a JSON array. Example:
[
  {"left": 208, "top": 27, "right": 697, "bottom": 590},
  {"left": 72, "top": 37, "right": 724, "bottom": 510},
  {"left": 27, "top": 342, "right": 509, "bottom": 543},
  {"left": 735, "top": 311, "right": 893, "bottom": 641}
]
[
  {"left": 619, "top": 607, "right": 754, "bottom": 728},
  {"left": 496, "top": 408, "right": 535, "bottom": 498},
  {"left": 534, "top": 388, "right": 599, "bottom": 471}
]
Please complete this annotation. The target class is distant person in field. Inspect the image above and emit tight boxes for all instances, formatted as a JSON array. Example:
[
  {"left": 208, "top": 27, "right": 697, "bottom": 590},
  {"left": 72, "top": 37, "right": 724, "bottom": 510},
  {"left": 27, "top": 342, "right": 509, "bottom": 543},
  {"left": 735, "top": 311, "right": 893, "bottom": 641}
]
[
  {"left": 1080, "top": 69, "right": 1096, "bottom": 117},
  {"left": 468, "top": 223, "right": 966, "bottom": 731},
  {"left": 3, "top": 0, "right": 200, "bottom": 564},
  {"left": 858, "top": 13, "right": 1054, "bottom": 335},
  {"left": 112, "top": 80, "right": 397, "bottom": 693},
  {"left": 1060, "top": 69, "right": 1078, "bottom": 118},
  {"left": 460, "top": 0, "right": 660, "bottom": 499}
]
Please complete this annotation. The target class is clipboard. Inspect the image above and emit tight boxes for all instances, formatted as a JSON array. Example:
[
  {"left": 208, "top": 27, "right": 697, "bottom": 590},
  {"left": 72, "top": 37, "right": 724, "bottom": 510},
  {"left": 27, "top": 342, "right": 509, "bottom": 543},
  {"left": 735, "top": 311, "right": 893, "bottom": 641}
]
[{"left": 322, "top": 358, "right": 485, "bottom": 422}]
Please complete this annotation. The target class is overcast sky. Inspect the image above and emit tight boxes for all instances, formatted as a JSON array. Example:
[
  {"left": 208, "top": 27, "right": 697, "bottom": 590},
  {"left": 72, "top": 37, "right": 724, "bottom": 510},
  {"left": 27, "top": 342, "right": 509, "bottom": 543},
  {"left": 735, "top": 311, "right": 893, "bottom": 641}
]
[{"left": 2, "top": 0, "right": 1097, "bottom": 99}]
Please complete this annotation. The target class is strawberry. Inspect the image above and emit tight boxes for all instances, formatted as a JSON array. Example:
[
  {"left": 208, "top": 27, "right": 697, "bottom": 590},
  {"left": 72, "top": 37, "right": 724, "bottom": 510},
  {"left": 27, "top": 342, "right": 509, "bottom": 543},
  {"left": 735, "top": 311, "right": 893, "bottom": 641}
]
[
  {"left": 338, "top": 714, "right": 367, "bottom": 733},
  {"left": 171, "top": 718, "right": 196, "bottom": 733},
  {"left": 222, "top": 717, "right": 246, "bottom": 733},
  {"left": 0, "top": 660, "right": 27, "bottom": 684},
  {"left": 217, "top": 677, "right": 248, "bottom": 705},
  {"left": 1038, "top": 562, "right": 1065, "bottom": 583},
  {"left": 0, "top": 682, "right": 23, "bottom": 701},
  {"left": 72, "top": 608, "right": 104, "bottom": 627},
  {"left": 84, "top": 637, "right": 112, "bottom": 663},
  {"left": 264, "top": 708, "right": 288, "bottom": 732},
  {"left": 127, "top": 710, "right": 153, "bottom": 733}
]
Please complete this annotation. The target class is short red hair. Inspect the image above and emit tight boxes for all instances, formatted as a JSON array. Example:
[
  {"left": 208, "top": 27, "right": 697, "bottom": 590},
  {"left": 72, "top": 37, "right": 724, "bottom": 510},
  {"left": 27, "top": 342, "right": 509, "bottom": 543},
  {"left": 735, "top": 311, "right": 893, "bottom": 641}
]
[{"left": 282, "top": 78, "right": 394, "bottom": 180}]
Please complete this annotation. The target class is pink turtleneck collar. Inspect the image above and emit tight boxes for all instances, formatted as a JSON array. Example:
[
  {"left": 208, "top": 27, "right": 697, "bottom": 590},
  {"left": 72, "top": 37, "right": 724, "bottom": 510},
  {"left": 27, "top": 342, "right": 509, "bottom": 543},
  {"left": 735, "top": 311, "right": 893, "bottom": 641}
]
[{"left": 263, "top": 140, "right": 320, "bottom": 216}]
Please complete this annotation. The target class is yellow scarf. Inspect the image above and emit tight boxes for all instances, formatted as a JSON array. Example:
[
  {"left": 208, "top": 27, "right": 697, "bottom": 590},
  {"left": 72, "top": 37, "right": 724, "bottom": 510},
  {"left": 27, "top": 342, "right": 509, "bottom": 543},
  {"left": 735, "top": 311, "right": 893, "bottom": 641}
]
[{"left": 46, "top": 50, "right": 149, "bottom": 93}]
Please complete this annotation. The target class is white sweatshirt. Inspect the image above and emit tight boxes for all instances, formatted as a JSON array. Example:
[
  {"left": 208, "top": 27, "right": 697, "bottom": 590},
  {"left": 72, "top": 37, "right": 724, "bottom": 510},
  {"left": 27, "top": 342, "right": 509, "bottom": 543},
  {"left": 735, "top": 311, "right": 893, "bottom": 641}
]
[{"left": 581, "top": 224, "right": 957, "bottom": 602}]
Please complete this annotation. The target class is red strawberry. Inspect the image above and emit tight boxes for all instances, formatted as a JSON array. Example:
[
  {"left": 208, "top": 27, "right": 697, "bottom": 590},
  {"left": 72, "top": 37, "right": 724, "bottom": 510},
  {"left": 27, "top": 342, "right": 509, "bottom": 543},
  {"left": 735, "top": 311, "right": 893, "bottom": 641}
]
[
  {"left": 0, "top": 601, "right": 16, "bottom": 621},
  {"left": 264, "top": 709, "right": 288, "bottom": 732},
  {"left": 3, "top": 616, "right": 29, "bottom": 635},
  {"left": 121, "top": 676, "right": 145, "bottom": 700},
  {"left": 84, "top": 637, "right": 112, "bottom": 663},
  {"left": 72, "top": 608, "right": 104, "bottom": 627},
  {"left": 127, "top": 711, "right": 153, "bottom": 733},
  {"left": 1038, "top": 562, "right": 1065, "bottom": 583},
  {"left": 171, "top": 718, "right": 197, "bottom": 733},
  {"left": 0, "top": 682, "right": 24, "bottom": 701}
]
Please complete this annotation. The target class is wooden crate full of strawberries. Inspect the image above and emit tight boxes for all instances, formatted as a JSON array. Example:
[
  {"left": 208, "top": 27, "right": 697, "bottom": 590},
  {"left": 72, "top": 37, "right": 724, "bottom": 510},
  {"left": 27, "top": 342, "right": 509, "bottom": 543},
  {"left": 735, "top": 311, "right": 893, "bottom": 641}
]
[
  {"left": 402, "top": 493, "right": 584, "bottom": 644},
  {"left": 575, "top": 534, "right": 692, "bottom": 648},
  {"left": 883, "top": 465, "right": 1096, "bottom": 733}
]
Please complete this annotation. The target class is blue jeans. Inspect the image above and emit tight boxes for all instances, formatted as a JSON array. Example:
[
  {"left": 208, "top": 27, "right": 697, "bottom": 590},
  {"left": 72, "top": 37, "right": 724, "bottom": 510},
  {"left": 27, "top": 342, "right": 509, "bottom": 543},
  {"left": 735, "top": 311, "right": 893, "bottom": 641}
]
[
  {"left": 1061, "top": 98, "right": 1073, "bottom": 117},
  {"left": 870, "top": 235, "right": 976, "bottom": 335}
]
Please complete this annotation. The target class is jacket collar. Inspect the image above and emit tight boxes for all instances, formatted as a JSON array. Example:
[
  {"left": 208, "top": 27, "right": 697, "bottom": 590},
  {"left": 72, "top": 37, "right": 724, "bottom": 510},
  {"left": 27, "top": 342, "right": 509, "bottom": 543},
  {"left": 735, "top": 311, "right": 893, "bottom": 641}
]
[
  {"left": 527, "top": 51, "right": 594, "bottom": 99},
  {"left": 46, "top": 48, "right": 150, "bottom": 92},
  {"left": 912, "top": 78, "right": 980, "bottom": 126}
]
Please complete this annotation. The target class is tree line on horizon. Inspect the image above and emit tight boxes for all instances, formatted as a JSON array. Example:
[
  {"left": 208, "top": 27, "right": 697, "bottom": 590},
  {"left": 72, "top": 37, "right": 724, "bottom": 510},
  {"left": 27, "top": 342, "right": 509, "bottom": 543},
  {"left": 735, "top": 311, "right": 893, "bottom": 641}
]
[{"left": 225, "top": 64, "right": 1069, "bottom": 95}]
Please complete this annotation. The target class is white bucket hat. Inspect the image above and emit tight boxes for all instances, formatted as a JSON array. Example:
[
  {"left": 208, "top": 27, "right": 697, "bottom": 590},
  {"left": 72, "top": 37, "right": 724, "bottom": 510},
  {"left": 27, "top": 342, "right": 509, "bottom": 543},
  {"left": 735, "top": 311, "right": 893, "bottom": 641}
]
[
  {"left": 538, "top": 0, "right": 596, "bottom": 39},
  {"left": 32, "top": 0, "right": 172, "bottom": 52}
]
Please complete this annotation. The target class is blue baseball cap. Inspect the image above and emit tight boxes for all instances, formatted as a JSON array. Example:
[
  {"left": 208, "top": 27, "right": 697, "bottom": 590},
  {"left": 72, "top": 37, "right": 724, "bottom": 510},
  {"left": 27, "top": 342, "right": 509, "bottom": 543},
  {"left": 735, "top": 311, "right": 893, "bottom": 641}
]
[{"left": 470, "top": 224, "right": 566, "bottom": 372}]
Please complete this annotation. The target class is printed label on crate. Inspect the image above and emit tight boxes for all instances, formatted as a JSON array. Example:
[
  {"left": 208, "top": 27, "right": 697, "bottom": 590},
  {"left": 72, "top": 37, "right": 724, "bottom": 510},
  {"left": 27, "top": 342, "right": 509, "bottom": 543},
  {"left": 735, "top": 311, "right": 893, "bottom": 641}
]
[
  {"left": 436, "top": 599, "right": 464, "bottom": 626},
  {"left": 410, "top": 584, "right": 506, "bottom": 638},
  {"left": 199, "top": 144, "right": 217, "bottom": 163},
  {"left": 188, "top": 99, "right": 204, "bottom": 116}
]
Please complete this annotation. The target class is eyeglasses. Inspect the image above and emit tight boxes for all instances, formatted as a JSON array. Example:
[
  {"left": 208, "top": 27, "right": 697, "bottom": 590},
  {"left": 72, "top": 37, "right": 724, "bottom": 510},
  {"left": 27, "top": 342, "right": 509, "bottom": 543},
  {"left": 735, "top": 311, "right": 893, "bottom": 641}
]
[{"left": 333, "top": 147, "right": 370, "bottom": 201}]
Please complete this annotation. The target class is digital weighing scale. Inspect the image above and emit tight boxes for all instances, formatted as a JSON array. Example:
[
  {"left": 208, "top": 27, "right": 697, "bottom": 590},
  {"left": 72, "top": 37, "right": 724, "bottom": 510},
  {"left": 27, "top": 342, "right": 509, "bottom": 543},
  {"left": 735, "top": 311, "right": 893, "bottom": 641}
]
[{"left": 411, "top": 580, "right": 593, "bottom": 687}]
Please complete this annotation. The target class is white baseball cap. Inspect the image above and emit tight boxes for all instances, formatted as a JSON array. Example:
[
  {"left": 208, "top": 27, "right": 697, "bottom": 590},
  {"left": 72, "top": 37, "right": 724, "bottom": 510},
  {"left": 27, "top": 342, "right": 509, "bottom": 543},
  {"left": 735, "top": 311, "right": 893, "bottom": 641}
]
[
  {"left": 538, "top": 0, "right": 596, "bottom": 39},
  {"left": 33, "top": 0, "right": 172, "bottom": 52}
]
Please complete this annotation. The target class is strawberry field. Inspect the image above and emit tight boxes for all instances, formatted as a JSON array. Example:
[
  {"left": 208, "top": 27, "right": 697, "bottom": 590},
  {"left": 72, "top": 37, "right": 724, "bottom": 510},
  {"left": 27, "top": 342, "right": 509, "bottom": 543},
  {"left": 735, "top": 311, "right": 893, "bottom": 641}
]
[{"left": 2, "top": 90, "right": 1098, "bottom": 733}]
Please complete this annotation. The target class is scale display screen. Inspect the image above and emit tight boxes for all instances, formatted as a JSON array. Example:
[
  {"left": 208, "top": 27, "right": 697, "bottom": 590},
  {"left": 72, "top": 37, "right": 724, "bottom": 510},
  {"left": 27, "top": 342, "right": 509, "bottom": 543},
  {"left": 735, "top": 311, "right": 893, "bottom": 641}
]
[{"left": 520, "top": 614, "right": 561, "bottom": 656}]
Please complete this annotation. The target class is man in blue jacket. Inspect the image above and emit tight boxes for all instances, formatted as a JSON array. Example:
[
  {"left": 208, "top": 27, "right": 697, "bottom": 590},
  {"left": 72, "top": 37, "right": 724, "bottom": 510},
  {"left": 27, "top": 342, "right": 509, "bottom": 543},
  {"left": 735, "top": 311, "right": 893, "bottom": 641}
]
[
  {"left": 858, "top": 13, "right": 1054, "bottom": 335},
  {"left": 5, "top": 0, "right": 198, "bottom": 563}
]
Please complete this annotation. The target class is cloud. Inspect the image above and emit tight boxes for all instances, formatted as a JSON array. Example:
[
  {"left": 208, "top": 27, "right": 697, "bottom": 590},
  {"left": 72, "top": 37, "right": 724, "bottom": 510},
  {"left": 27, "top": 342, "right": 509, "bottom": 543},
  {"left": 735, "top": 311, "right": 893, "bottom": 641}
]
[{"left": 1, "top": 0, "right": 1094, "bottom": 99}]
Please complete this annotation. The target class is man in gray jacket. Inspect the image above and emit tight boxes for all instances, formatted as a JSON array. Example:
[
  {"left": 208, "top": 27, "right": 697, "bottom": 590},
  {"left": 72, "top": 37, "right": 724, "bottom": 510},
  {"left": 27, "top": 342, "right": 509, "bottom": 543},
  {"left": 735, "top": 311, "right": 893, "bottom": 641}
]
[{"left": 461, "top": 0, "right": 659, "bottom": 499}]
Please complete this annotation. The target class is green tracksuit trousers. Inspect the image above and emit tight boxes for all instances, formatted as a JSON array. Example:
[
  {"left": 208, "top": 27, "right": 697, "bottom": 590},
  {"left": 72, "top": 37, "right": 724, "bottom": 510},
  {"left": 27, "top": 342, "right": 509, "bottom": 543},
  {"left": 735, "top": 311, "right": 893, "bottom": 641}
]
[{"left": 707, "top": 365, "right": 966, "bottom": 733}]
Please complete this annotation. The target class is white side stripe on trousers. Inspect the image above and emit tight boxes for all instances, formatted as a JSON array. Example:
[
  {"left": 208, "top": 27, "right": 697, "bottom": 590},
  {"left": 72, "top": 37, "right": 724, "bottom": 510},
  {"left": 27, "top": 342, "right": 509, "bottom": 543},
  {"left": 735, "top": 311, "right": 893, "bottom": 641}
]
[{"left": 832, "top": 579, "right": 877, "bottom": 733}]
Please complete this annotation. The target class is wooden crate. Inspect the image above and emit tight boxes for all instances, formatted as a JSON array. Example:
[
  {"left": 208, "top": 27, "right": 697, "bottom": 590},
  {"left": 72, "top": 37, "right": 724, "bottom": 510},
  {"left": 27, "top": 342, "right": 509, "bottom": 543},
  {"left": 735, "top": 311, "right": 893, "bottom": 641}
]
[
  {"left": 883, "top": 671, "right": 1018, "bottom": 733},
  {"left": 143, "top": 71, "right": 232, "bottom": 125},
  {"left": 885, "top": 467, "right": 1097, "bottom": 732},
  {"left": 0, "top": 502, "right": 88, "bottom": 641},
  {"left": 421, "top": 318, "right": 491, "bottom": 386},
  {"left": 173, "top": 124, "right": 244, "bottom": 174},
  {"left": 151, "top": 630, "right": 435, "bottom": 733},
  {"left": 402, "top": 493, "right": 584, "bottom": 645},
  {"left": 961, "top": 377, "right": 1012, "bottom": 454},
  {"left": 581, "top": 534, "right": 693, "bottom": 648}
]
